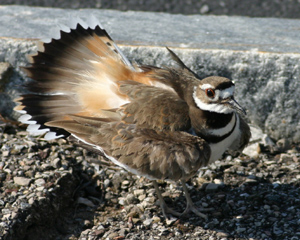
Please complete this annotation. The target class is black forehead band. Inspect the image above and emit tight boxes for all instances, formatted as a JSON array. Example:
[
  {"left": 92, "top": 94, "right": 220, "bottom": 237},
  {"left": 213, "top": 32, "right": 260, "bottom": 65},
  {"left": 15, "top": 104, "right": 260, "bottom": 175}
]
[{"left": 216, "top": 81, "right": 234, "bottom": 90}]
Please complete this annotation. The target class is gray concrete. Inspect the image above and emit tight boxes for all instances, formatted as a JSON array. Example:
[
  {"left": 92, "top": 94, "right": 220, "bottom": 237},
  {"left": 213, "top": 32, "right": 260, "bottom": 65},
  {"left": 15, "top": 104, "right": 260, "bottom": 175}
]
[
  {"left": 2, "top": 0, "right": 300, "bottom": 18},
  {"left": 0, "top": 6, "right": 300, "bottom": 142}
]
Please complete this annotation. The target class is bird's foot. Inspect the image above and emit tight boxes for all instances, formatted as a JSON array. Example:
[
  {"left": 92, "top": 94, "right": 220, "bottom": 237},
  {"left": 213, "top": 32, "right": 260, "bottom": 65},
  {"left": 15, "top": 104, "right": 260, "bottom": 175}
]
[
  {"left": 180, "top": 202, "right": 213, "bottom": 220},
  {"left": 159, "top": 201, "right": 182, "bottom": 219}
]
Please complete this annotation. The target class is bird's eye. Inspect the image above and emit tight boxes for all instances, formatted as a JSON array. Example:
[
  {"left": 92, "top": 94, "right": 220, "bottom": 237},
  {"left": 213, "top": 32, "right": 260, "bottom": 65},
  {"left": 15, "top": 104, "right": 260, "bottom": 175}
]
[{"left": 205, "top": 88, "right": 215, "bottom": 98}]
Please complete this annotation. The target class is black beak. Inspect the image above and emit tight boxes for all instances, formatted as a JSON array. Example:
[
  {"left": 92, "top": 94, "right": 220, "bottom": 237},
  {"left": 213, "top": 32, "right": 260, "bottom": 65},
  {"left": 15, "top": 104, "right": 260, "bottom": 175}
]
[{"left": 227, "top": 97, "right": 246, "bottom": 115}]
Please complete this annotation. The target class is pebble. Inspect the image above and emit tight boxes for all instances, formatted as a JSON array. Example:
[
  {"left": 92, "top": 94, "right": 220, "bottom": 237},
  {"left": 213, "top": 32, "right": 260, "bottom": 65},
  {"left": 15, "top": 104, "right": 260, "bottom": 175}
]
[
  {"left": 236, "top": 227, "right": 246, "bottom": 233},
  {"left": 107, "top": 232, "right": 118, "bottom": 239},
  {"left": 2, "top": 151, "right": 10, "bottom": 157},
  {"left": 103, "top": 179, "right": 110, "bottom": 188},
  {"left": 138, "top": 194, "right": 146, "bottom": 201},
  {"left": 143, "top": 218, "right": 152, "bottom": 227},
  {"left": 133, "top": 189, "right": 145, "bottom": 196},
  {"left": 119, "top": 228, "right": 128, "bottom": 236},
  {"left": 52, "top": 158, "right": 61, "bottom": 168},
  {"left": 125, "top": 193, "right": 136, "bottom": 204},
  {"left": 34, "top": 178, "right": 45, "bottom": 187},
  {"left": 152, "top": 216, "right": 161, "bottom": 223},
  {"left": 13, "top": 176, "right": 31, "bottom": 186},
  {"left": 205, "top": 183, "right": 220, "bottom": 192},
  {"left": 144, "top": 196, "right": 156, "bottom": 204},
  {"left": 199, "top": 4, "right": 210, "bottom": 14},
  {"left": 165, "top": 217, "right": 177, "bottom": 226}
]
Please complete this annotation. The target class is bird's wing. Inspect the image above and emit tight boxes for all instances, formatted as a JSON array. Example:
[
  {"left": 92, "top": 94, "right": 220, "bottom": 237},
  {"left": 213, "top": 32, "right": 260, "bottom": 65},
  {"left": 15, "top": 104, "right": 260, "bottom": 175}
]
[
  {"left": 235, "top": 116, "right": 251, "bottom": 151},
  {"left": 14, "top": 20, "right": 182, "bottom": 139},
  {"left": 117, "top": 80, "right": 190, "bottom": 131},
  {"left": 45, "top": 115, "right": 210, "bottom": 181}
]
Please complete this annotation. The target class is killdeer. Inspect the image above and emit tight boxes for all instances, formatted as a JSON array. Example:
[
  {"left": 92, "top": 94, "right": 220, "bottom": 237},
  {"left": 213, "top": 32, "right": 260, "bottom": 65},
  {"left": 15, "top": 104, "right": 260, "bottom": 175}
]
[{"left": 15, "top": 18, "right": 251, "bottom": 219}]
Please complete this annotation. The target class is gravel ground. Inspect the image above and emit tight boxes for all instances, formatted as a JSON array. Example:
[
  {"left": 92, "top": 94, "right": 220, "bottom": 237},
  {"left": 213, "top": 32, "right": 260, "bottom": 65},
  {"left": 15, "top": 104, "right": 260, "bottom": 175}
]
[
  {"left": 2, "top": 0, "right": 300, "bottom": 18},
  {"left": 1, "top": 123, "right": 300, "bottom": 240}
]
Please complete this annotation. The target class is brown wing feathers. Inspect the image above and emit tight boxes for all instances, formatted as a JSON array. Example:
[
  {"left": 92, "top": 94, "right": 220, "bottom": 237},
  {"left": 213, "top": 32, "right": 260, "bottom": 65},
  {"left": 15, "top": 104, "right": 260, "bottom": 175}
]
[
  {"left": 46, "top": 115, "right": 210, "bottom": 181},
  {"left": 119, "top": 81, "right": 191, "bottom": 131}
]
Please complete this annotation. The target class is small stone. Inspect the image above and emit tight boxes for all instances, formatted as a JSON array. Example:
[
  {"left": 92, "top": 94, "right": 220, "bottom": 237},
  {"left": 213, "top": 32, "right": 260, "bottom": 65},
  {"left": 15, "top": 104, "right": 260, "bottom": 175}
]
[
  {"left": 264, "top": 205, "right": 270, "bottom": 210},
  {"left": 122, "top": 180, "right": 130, "bottom": 186},
  {"left": 28, "top": 197, "right": 35, "bottom": 205},
  {"left": 144, "top": 196, "right": 156, "bottom": 204},
  {"left": 216, "top": 232, "right": 229, "bottom": 238},
  {"left": 35, "top": 178, "right": 45, "bottom": 187},
  {"left": 127, "top": 209, "right": 139, "bottom": 218},
  {"left": 107, "top": 232, "right": 118, "bottom": 239},
  {"left": 199, "top": 4, "right": 210, "bottom": 14},
  {"left": 152, "top": 216, "right": 161, "bottom": 223},
  {"left": 236, "top": 227, "right": 246, "bottom": 233},
  {"left": 131, "top": 218, "right": 140, "bottom": 224},
  {"left": 119, "top": 228, "right": 128, "bottom": 236},
  {"left": 0, "top": 172, "right": 6, "bottom": 181},
  {"left": 41, "top": 163, "right": 52, "bottom": 170},
  {"left": 103, "top": 179, "right": 110, "bottom": 188},
  {"left": 133, "top": 189, "right": 145, "bottom": 196},
  {"left": 276, "top": 138, "right": 291, "bottom": 152},
  {"left": 255, "top": 222, "right": 262, "bottom": 227},
  {"left": 13, "top": 176, "right": 31, "bottom": 186},
  {"left": 143, "top": 218, "right": 152, "bottom": 227},
  {"left": 213, "top": 179, "right": 223, "bottom": 184},
  {"left": 118, "top": 197, "right": 125, "bottom": 206},
  {"left": 240, "top": 193, "right": 249, "bottom": 197},
  {"left": 2, "top": 208, "right": 10, "bottom": 215},
  {"left": 205, "top": 183, "right": 220, "bottom": 193},
  {"left": 125, "top": 193, "right": 137, "bottom": 204},
  {"left": 244, "top": 178, "right": 258, "bottom": 185},
  {"left": 243, "top": 143, "right": 260, "bottom": 158},
  {"left": 2, "top": 151, "right": 9, "bottom": 157},
  {"left": 25, "top": 170, "right": 34, "bottom": 178},
  {"left": 36, "top": 186, "right": 44, "bottom": 192},
  {"left": 138, "top": 194, "right": 146, "bottom": 201},
  {"left": 160, "top": 228, "right": 170, "bottom": 236},
  {"left": 84, "top": 220, "right": 92, "bottom": 228},
  {"left": 273, "top": 226, "right": 283, "bottom": 235},
  {"left": 0, "top": 222, "right": 8, "bottom": 228},
  {"left": 11, "top": 212, "right": 17, "bottom": 219},
  {"left": 202, "top": 202, "right": 209, "bottom": 207},
  {"left": 166, "top": 217, "right": 177, "bottom": 226},
  {"left": 20, "top": 202, "right": 30, "bottom": 210},
  {"left": 52, "top": 158, "right": 61, "bottom": 168}
]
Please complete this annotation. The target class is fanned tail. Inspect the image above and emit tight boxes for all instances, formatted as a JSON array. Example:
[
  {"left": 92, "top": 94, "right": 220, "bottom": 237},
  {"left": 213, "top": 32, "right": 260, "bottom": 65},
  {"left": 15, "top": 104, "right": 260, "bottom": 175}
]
[{"left": 14, "top": 18, "right": 154, "bottom": 139}]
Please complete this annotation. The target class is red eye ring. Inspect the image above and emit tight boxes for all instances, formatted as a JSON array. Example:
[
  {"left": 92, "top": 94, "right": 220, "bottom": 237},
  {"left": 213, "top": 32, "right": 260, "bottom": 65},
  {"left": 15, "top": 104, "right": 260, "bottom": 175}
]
[{"left": 205, "top": 88, "right": 215, "bottom": 98}]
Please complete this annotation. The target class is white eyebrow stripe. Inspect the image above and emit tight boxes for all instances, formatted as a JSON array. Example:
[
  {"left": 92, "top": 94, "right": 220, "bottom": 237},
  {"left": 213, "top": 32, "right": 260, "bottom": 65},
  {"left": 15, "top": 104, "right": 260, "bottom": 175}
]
[
  {"left": 218, "top": 85, "right": 235, "bottom": 99},
  {"left": 200, "top": 84, "right": 214, "bottom": 90}
]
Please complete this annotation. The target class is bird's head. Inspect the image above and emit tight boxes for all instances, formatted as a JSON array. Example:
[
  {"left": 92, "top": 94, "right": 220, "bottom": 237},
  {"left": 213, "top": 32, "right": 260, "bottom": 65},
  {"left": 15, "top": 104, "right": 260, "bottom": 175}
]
[{"left": 193, "top": 76, "right": 246, "bottom": 115}]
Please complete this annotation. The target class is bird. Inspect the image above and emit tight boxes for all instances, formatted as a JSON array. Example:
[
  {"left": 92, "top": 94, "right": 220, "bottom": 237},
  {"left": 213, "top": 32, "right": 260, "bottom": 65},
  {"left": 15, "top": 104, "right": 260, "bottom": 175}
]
[{"left": 14, "top": 18, "right": 251, "bottom": 220}]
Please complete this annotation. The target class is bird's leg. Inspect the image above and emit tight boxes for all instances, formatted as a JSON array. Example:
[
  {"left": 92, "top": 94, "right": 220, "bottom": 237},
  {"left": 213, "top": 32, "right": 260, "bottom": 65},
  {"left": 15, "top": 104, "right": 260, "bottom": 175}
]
[
  {"left": 180, "top": 180, "right": 213, "bottom": 220},
  {"left": 152, "top": 180, "right": 182, "bottom": 218}
]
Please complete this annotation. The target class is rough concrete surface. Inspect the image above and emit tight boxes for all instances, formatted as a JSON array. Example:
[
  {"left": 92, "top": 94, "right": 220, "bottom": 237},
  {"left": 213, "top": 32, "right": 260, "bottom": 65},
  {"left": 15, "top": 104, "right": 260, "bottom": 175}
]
[
  {"left": 0, "top": 6, "right": 300, "bottom": 141},
  {"left": 2, "top": 0, "right": 300, "bottom": 19}
]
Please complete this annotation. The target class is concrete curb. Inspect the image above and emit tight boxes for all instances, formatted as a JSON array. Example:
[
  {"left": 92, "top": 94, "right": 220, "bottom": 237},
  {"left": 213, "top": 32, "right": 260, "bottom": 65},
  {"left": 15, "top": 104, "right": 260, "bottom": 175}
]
[{"left": 0, "top": 6, "right": 300, "bottom": 141}]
